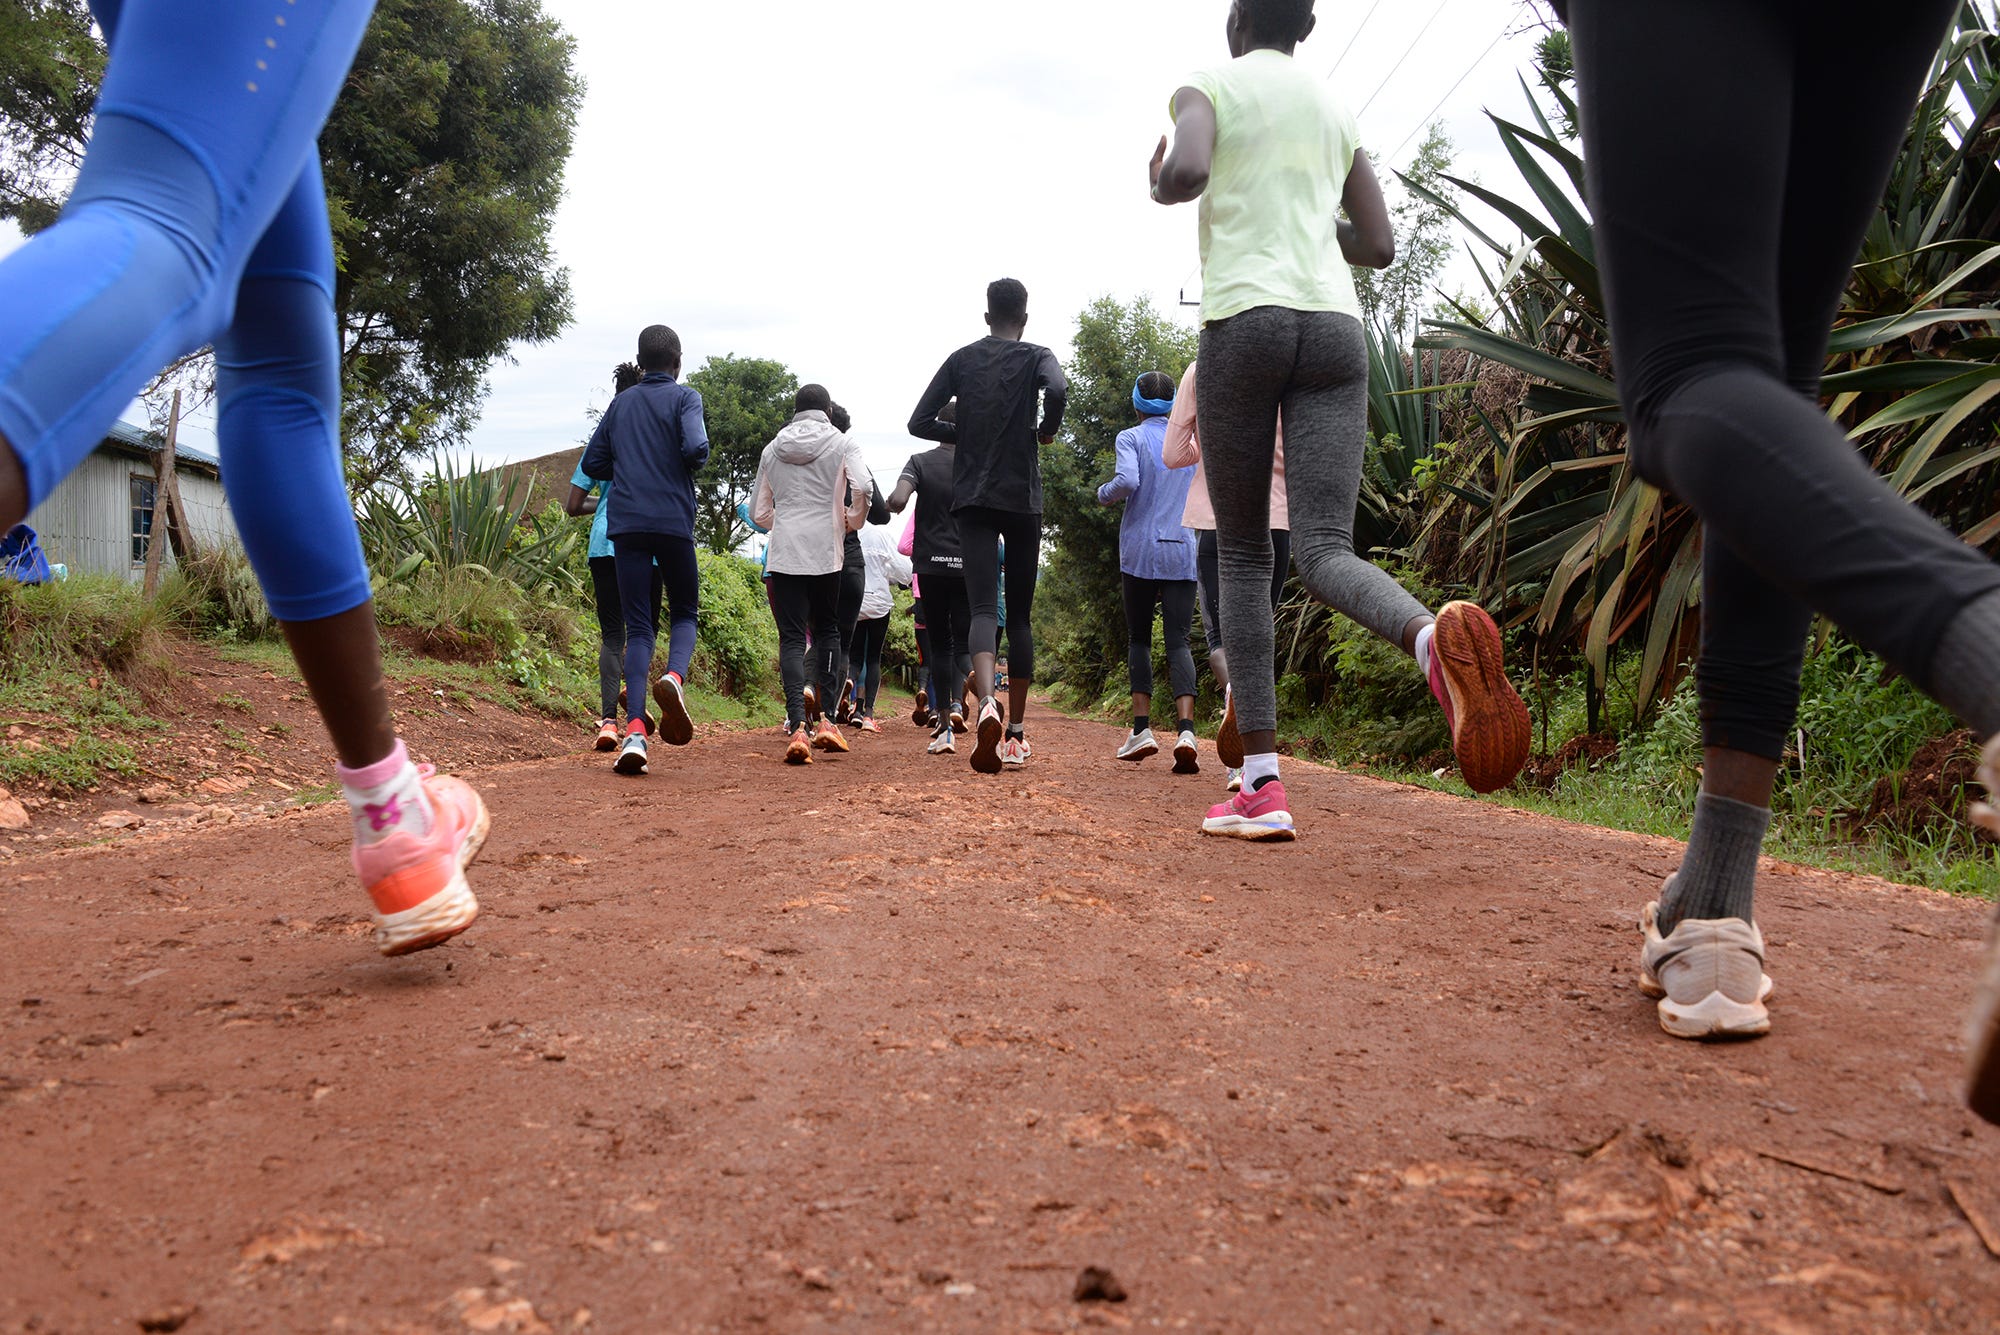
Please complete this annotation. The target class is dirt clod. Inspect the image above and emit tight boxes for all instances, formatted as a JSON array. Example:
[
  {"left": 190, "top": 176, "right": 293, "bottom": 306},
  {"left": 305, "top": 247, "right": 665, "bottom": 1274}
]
[
  {"left": 136, "top": 1305, "right": 197, "bottom": 1333},
  {"left": 1074, "top": 1266, "right": 1128, "bottom": 1303}
]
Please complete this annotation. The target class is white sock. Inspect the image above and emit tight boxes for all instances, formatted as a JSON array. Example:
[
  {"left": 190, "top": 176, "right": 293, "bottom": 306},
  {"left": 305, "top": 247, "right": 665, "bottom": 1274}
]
[
  {"left": 1243, "top": 752, "right": 1280, "bottom": 790},
  {"left": 1414, "top": 623, "right": 1436, "bottom": 678},
  {"left": 338, "top": 747, "right": 435, "bottom": 846}
]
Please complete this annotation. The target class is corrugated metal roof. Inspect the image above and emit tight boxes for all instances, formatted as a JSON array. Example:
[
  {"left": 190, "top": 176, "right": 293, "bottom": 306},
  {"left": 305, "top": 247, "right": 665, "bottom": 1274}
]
[{"left": 104, "top": 418, "right": 221, "bottom": 472}]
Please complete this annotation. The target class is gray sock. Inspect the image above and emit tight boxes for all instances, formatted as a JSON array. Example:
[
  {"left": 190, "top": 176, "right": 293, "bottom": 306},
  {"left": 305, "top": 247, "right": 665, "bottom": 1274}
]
[
  {"left": 1930, "top": 588, "right": 2000, "bottom": 739},
  {"left": 1659, "top": 793, "right": 1771, "bottom": 932}
]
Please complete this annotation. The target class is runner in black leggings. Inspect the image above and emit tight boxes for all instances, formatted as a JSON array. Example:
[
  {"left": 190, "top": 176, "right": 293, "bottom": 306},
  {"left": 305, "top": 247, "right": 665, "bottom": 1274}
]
[
  {"left": 1563, "top": 0, "right": 2000, "bottom": 1118},
  {"left": 908, "top": 279, "right": 1068, "bottom": 774}
]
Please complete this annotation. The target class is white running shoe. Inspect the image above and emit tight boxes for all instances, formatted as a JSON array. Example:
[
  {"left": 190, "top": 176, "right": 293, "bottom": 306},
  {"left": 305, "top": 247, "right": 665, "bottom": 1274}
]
[
  {"left": 1173, "top": 729, "right": 1200, "bottom": 774},
  {"left": 1117, "top": 728, "right": 1158, "bottom": 762},
  {"left": 1226, "top": 767, "right": 1244, "bottom": 793},
  {"left": 927, "top": 727, "right": 956, "bottom": 755},
  {"left": 1638, "top": 894, "right": 1772, "bottom": 1040}
]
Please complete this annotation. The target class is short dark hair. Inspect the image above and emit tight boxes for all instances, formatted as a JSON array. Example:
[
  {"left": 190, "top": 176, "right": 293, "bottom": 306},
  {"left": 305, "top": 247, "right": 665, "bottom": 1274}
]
[
  {"left": 795, "top": 383, "right": 832, "bottom": 414},
  {"left": 827, "top": 403, "right": 852, "bottom": 433},
  {"left": 938, "top": 398, "right": 957, "bottom": 426},
  {"left": 613, "top": 362, "right": 643, "bottom": 395},
  {"left": 1241, "top": 0, "right": 1315, "bottom": 42},
  {"left": 987, "top": 278, "right": 1029, "bottom": 324},
  {"left": 636, "top": 325, "right": 681, "bottom": 372},
  {"left": 1136, "top": 371, "right": 1176, "bottom": 405}
]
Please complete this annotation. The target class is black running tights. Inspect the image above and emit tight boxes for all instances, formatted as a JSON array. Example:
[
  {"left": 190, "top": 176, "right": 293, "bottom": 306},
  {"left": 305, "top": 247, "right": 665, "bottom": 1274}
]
[
  {"left": 1570, "top": 0, "right": 2000, "bottom": 760},
  {"left": 959, "top": 506, "right": 1040, "bottom": 684}
]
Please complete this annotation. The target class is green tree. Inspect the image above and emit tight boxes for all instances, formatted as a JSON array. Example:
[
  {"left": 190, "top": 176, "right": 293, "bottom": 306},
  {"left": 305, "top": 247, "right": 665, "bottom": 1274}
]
[
  {"left": 329, "top": 0, "right": 581, "bottom": 488},
  {"left": 1038, "top": 295, "right": 1198, "bottom": 702},
  {"left": 685, "top": 354, "right": 798, "bottom": 555},
  {"left": 1353, "top": 122, "right": 1460, "bottom": 344},
  {"left": 0, "top": 0, "right": 99, "bottom": 236},
  {"left": 0, "top": 0, "right": 582, "bottom": 490}
]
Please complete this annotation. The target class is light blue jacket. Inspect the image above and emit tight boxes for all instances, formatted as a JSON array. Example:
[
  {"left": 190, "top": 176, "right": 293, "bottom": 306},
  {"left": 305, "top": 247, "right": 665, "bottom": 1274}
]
[{"left": 1097, "top": 416, "right": 1197, "bottom": 581}]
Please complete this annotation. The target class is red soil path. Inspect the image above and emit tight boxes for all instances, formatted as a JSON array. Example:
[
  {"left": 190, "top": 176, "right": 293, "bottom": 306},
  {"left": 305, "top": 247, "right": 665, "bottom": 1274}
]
[{"left": 4, "top": 705, "right": 1999, "bottom": 1332}]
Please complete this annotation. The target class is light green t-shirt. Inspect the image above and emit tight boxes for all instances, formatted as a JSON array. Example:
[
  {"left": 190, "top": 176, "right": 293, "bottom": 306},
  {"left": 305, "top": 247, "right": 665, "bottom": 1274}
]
[{"left": 1178, "top": 49, "right": 1363, "bottom": 327}]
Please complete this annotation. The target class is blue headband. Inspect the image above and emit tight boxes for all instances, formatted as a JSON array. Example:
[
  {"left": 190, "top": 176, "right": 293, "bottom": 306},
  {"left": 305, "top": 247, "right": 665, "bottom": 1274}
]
[{"left": 1133, "top": 379, "right": 1175, "bottom": 416}]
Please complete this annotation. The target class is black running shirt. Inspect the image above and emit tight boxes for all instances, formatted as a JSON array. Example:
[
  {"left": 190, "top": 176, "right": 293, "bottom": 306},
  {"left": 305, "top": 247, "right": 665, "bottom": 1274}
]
[
  {"left": 908, "top": 336, "right": 1067, "bottom": 516},
  {"left": 900, "top": 445, "right": 962, "bottom": 576}
]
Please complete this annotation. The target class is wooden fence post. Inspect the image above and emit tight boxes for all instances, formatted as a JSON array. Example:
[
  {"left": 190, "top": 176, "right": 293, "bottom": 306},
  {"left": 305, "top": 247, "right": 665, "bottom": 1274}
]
[{"left": 141, "top": 390, "right": 198, "bottom": 596}]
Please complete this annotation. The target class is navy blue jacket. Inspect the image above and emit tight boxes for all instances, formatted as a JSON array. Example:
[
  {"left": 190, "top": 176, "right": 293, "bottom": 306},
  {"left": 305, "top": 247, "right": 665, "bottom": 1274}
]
[{"left": 580, "top": 373, "right": 711, "bottom": 541}]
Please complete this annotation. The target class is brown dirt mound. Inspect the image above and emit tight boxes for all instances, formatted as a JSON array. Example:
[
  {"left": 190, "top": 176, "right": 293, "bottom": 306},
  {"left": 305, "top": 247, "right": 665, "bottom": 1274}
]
[
  {"left": 1858, "top": 730, "right": 1982, "bottom": 836},
  {"left": 1521, "top": 734, "right": 1622, "bottom": 791}
]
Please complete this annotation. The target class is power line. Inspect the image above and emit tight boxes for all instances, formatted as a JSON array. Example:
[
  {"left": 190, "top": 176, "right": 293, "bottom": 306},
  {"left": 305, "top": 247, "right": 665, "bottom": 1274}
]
[
  {"left": 1325, "top": 0, "right": 1386, "bottom": 82},
  {"left": 1385, "top": 11, "right": 1518, "bottom": 165},
  {"left": 1355, "top": 0, "right": 1453, "bottom": 121}
]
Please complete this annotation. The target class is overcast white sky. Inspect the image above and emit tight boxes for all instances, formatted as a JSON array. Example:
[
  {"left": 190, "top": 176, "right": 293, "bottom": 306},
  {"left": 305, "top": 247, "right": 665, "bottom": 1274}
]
[{"left": 3, "top": 0, "right": 1554, "bottom": 486}]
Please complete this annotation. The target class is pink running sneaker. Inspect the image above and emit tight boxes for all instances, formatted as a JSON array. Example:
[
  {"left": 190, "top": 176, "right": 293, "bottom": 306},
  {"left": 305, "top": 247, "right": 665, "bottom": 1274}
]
[
  {"left": 858, "top": 716, "right": 883, "bottom": 734},
  {"left": 1201, "top": 778, "right": 1296, "bottom": 841},
  {"left": 354, "top": 766, "right": 489, "bottom": 956}
]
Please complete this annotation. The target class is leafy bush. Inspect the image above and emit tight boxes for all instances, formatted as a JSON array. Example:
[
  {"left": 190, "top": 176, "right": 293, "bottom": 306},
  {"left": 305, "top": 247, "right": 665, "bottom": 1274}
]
[
  {"left": 160, "top": 545, "right": 277, "bottom": 643},
  {"left": 358, "top": 453, "right": 583, "bottom": 597},
  {"left": 691, "top": 550, "right": 777, "bottom": 701}
]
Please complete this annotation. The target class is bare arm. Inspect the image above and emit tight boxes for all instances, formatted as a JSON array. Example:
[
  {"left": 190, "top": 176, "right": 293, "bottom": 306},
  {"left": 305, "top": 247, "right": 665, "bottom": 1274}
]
[
  {"left": 1149, "top": 88, "right": 1216, "bottom": 206},
  {"left": 563, "top": 484, "right": 597, "bottom": 518},
  {"left": 1337, "top": 150, "right": 1396, "bottom": 270},
  {"left": 888, "top": 473, "right": 918, "bottom": 513}
]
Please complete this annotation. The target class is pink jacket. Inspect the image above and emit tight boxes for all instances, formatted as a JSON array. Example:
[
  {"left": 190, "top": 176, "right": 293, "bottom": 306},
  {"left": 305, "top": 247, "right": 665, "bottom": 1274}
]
[
  {"left": 898, "top": 506, "right": 919, "bottom": 599},
  {"left": 1162, "top": 360, "right": 1288, "bottom": 531}
]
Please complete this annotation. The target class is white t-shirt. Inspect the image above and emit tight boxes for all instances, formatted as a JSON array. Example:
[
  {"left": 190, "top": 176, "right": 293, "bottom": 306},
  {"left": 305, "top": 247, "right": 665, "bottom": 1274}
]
[{"left": 859, "top": 524, "right": 912, "bottom": 620}]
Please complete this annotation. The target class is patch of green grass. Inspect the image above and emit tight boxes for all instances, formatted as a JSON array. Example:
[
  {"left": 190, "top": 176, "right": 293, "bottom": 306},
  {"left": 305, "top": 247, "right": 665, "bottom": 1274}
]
[
  {"left": 0, "top": 732, "right": 142, "bottom": 794},
  {"left": 1365, "top": 761, "right": 2000, "bottom": 899},
  {"left": 217, "top": 692, "right": 253, "bottom": 713}
]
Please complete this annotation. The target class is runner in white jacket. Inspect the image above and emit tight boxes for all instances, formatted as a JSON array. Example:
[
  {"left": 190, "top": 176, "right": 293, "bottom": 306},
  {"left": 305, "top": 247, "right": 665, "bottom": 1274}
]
[
  {"left": 751, "top": 385, "right": 872, "bottom": 760},
  {"left": 852, "top": 523, "right": 914, "bottom": 730}
]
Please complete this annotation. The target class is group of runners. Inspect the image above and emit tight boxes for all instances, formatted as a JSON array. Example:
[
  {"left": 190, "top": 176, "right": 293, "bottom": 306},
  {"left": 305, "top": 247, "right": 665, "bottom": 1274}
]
[{"left": 1, "top": 0, "right": 1997, "bottom": 1123}]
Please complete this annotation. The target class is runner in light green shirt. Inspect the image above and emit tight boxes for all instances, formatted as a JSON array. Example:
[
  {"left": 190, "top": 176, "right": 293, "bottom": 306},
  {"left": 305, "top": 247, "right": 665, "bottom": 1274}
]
[{"left": 1178, "top": 47, "right": 1365, "bottom": 326}]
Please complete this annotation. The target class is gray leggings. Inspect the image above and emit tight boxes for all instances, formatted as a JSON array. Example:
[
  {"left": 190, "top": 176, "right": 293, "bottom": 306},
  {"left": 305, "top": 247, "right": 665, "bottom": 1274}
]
[{"left": 1197, "top": 307, "right": 1428, "bottom": 736}]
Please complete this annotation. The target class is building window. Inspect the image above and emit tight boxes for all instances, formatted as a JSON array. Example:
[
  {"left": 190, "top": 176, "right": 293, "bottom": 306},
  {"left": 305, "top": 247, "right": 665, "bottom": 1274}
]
[{"left": 130, "top": 474, "right": 157, "bottom": 566}]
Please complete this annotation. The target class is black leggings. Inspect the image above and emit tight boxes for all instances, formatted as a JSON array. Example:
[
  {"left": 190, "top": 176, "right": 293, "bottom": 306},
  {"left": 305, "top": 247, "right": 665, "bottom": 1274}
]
[
  {"left": 1196, "top": 528, "right": 1291, "bottom": 669},
  {"left": 1571, "top": 0, "right": 1999, "bottom": 760},
  {"left": 1123, "top": 574, "right": 1198, "bottom": 702},
  {"left": 819, "top": 546, "right": 866, "bottom": 698},
  {"left": 920, "top": 574, "right": 972, "bottom": 714},
  {"left": 850, "top": 614, "right": 890, "bottom": 715},
  {"left": 958, "top": 507, "right": 1040, "bottom": 684},
  {"left": 589, "top": 554, "right": 660, "bottom": 722},
  {"left": 770, "top": 571, "right": 840, "bottom": 729}
]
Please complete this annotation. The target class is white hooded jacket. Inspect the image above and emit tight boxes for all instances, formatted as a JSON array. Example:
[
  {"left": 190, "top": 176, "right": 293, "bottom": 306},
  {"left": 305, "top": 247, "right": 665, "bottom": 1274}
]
[{"left": 751, "top": 411, "right": 872, "bottom": 577}]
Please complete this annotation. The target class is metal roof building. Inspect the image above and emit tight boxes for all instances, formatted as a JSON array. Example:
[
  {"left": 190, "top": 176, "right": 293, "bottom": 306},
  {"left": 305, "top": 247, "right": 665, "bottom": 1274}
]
[{"left": 24, "top": 420, "right": 240, "bottom": 580}]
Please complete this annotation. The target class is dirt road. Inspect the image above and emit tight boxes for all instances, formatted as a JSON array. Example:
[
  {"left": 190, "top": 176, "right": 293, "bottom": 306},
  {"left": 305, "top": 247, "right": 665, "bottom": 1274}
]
[{"left": 5, "top": 705, "right": 1999, "bottom": 1332}]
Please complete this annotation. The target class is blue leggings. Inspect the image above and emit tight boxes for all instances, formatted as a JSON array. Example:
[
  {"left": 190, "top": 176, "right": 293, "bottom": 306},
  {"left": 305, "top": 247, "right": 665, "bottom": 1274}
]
[{"left": 0, "top": 0, "right": 375, "bottom": 622}]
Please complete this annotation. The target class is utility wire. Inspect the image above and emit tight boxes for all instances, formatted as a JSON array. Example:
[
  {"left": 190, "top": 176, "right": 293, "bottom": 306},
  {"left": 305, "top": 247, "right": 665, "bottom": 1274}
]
[
  {"left": 1385, "top": 11, "right": 1518, "bottom": 165},
  {"left": 1355, "top": 0, "right": 1453, "bottom": 121},
  {"left": 1325, "top": 0, "right": 1386, "bottom": 82}
]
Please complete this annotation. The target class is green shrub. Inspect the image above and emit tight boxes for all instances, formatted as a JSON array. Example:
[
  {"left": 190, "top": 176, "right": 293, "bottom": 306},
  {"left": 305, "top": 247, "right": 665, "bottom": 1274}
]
[
  {"left": 691, "top": 550, "right": 777, "bottom": 701},
  {"left": 160, "top": 545, "right": 277, "bottom": 643}
]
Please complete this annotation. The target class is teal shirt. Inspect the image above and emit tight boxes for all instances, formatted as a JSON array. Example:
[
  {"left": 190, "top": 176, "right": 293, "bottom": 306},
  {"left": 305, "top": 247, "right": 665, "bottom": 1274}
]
[{"left": 571, "top": 464, "right": 613, "bottom": 560}]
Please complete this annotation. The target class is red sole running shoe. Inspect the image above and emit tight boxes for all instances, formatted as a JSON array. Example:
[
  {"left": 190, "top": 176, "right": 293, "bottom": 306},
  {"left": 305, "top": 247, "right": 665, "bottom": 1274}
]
[
  {"left": 1217, "top": 689, "right": 1244, "bottom": 769},
  {"left": 1431, "top": 601, "right": 1530, "bottom": 794}
]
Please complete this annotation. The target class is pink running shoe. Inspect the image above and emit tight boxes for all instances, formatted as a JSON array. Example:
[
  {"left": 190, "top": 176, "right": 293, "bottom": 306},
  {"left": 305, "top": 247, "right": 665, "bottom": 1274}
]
[
  {"left": 354, "top": 766, "right": 489, "bottom": 956},
  {"left": 1201, "top": 778, "right": 1296, "bottom": 841}
]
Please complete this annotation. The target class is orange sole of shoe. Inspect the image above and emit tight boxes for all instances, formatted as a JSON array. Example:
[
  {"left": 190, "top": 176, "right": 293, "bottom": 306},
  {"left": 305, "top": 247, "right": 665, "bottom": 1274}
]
[
  {"left": 1217, "top": 698, "right": 1244, "bottom": 769},
  {"left": 1433, "top": 601, "right": 1530, "bottom": 794}
]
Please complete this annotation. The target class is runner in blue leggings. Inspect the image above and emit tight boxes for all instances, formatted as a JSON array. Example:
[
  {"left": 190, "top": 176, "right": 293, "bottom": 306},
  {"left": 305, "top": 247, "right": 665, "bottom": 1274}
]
[{"left": 0, "top": 1, "right": 489, "bottom": 959}]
